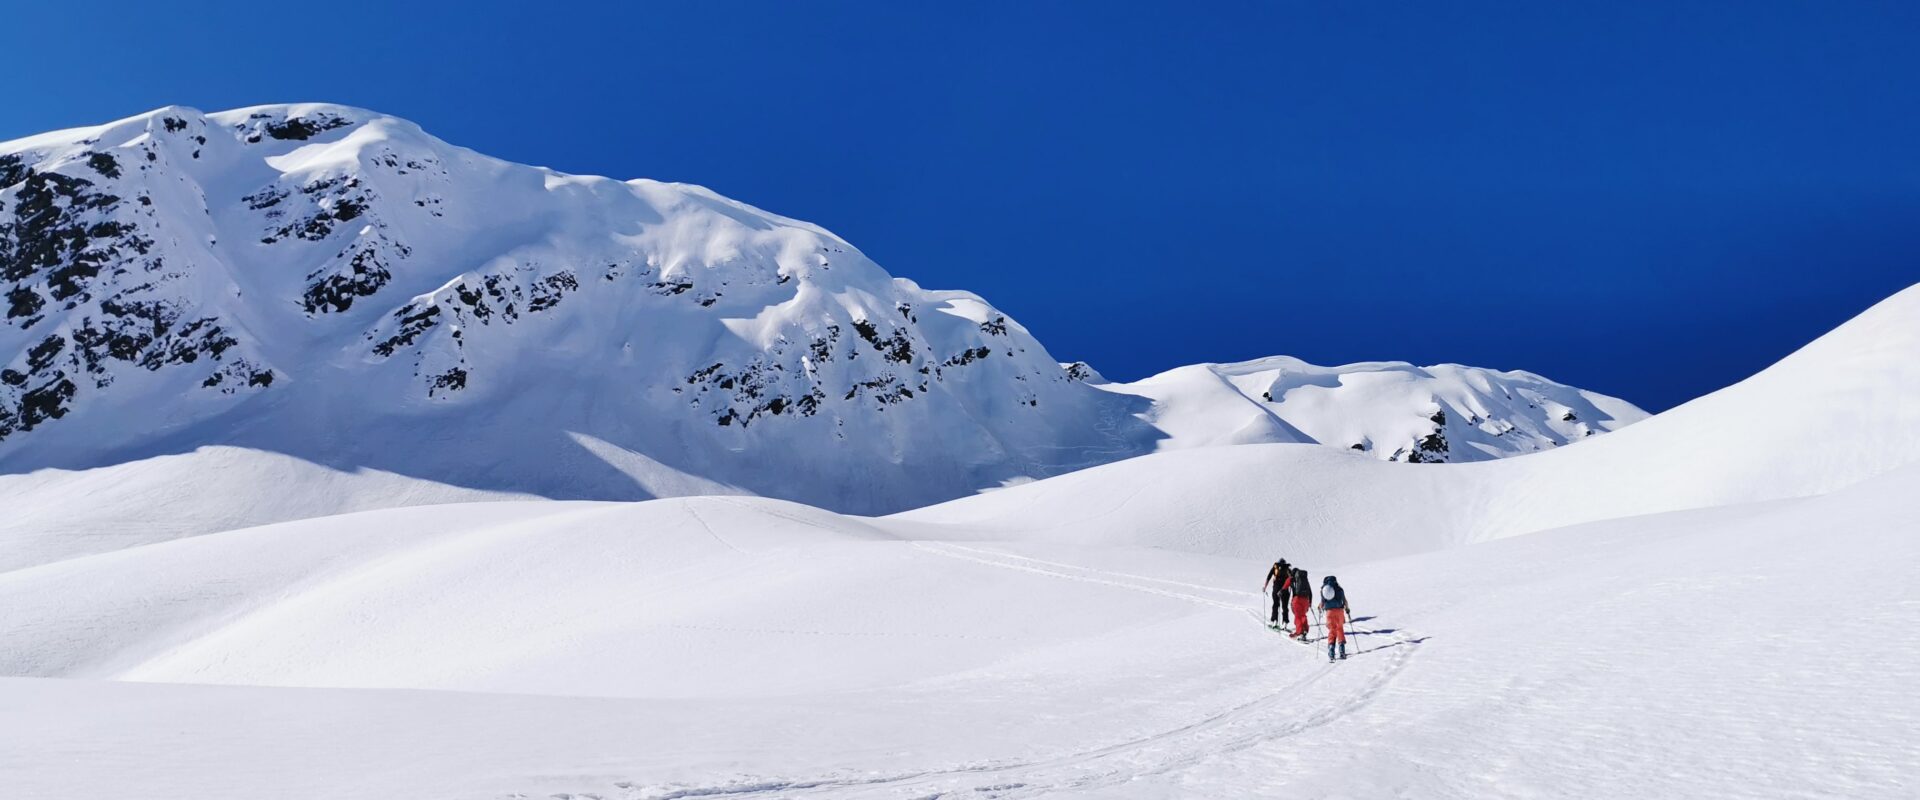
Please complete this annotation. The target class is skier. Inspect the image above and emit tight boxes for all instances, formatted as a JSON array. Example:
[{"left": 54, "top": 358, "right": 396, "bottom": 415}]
[
  {"left": 1290, "top": 566, "right": 1312, "bottom": 640},
  {"left": 1320, "top": 575, "right": 1350, "bottom": 661},
  {"left": 1261, "top": 559, "right": 1293, "bottom": 627}
]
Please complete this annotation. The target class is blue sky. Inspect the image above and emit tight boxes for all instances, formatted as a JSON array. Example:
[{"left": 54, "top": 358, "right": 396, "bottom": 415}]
[{"left": 7, "top": 2, "right": 1916, "bottom": 410}]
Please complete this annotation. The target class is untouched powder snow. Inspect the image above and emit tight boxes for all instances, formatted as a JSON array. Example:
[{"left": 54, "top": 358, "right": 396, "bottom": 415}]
[{"left": 0, "top": 103, "right": 1640, "bottom": 560}]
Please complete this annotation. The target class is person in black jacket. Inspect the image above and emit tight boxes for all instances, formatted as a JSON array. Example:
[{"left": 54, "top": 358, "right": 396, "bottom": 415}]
[
  {"left": 1320, "top": 576, "right": 1350, "bottom": 661},
  {"left": 1260, "top": 559, "right": 1293, "bottom": 627}
]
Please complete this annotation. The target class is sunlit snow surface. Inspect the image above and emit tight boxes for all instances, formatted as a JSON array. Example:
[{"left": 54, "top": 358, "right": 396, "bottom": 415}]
[
  {"left": 4, "top": 106, "right": 1918, "bottom": 798},
  {"left": 3, "top": 474, "right": 1914, "bottom": 799},
  {"left": 2, "top": 284, "right": 1917, "bottom": 798}
]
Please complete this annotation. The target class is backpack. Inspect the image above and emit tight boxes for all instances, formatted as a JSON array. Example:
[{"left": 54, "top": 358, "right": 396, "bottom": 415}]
[
  {"left": 1320, "top": 575, "right": 1351, "bottom": 606},
  {"left": 1292, "top": 568, "right": 1310, "bottom": 597}
]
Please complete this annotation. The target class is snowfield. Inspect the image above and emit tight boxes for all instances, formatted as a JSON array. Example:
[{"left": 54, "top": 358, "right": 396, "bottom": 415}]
[
  {"left": 3, "top": 469, "right": 1914, "bottom": 798},
  {"left": 2, "top": 283, "right": 1916, "bottom": 798}
]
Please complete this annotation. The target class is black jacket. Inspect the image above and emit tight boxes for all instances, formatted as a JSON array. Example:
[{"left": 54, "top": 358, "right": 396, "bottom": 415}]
[{"left": 1266, "top": 561, "right": 1292, "bottom": 594}]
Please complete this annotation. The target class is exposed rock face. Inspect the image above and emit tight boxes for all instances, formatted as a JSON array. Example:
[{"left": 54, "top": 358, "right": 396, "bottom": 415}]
[
  {"left": 0, "top": 104, "right": 1144, "bottom": 513},
  {"left": 0, "top": 104, "right": 1646, "bottom": 513},
  {"left": 0, "top": 128, "right": 274, "bottom": 440}
]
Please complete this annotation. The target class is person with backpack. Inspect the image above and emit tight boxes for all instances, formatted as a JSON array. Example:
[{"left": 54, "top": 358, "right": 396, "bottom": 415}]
[
  {"left": 1320, "top": 575, "right": 1350, "bottom": 661},
  {"left": 1261, "top": 559, "right": 1293, "bottom": 628},
  {"left": 1290, "top": 567, "right": 1312, "bottom": 640}
]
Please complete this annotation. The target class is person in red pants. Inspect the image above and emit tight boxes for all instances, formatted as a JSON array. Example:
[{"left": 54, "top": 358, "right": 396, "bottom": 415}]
[
  {"left": 1290, "top": 567, "right": 1312, "bottom": 640},
  {"left": 1320, "top": 575, "right": 1350, "bottom": 661}
]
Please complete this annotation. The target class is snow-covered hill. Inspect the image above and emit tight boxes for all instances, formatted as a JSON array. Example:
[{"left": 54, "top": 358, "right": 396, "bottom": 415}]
[
  {"left": 0, "top": 104, "right": 1640, "bottom": 551},
  {"left": 1097, "top": 357, "right": 1647, "bottom": 461},
  {"left": 899, "top": 282, "right": 1920, "bottom": 561}
]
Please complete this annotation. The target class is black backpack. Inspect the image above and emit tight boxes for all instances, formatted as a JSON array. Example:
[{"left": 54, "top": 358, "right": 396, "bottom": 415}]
[{"left": 1293, "top": 568, "right": 1311, "bottom": 597}]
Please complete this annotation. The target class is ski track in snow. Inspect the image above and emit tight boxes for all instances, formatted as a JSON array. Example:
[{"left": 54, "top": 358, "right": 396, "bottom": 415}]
[
  {"left": 583, "top": 542, "right": 1422, "bottom": 800},
  {"left": 905, "top": 542, "right": 1249, "bottom": 611},
  {"left": 926, "top": 542, "right": 1263, "bottom": 600},
  {"left": 681, "top": 502, "right": 748, "bottom": 556}
]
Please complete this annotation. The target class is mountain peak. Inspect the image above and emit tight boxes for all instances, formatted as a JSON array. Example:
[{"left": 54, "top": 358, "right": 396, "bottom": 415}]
[
  {"left": 0, "top": 105, "right": 1644, "bottom": 524},
  {"left": 0, "top": 103, "right": 1151, "bottom": 513}
]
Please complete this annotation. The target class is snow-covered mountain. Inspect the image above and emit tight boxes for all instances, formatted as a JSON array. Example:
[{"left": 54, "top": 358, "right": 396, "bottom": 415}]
[
  {"left": 0, "top": 103, "right": 1159, "bottom": 515},
  {"left": 1096, "top": 357, "right": 1647, "bottom": 461},
  {"left": 0, "top": 103, "right": 1639, "bottom": 542}
]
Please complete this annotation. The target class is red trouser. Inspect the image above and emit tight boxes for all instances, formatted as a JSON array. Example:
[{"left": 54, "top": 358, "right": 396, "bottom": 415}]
[
  {"left": 1291, "top": 595, "right": 1311, "bottom": 637},
  {"left": 1326, "top": 608, "right": 1347, "bottom": 645}
]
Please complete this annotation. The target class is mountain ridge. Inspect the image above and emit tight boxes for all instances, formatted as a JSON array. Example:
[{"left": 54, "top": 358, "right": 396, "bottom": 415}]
[{"left": 1, "top": 103, "right": 1642, "bottom": 539}]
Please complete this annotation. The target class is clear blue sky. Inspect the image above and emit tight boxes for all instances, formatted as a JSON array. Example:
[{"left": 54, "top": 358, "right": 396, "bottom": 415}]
[{"left": 8, "top": 2, "right": 1916, "bottom": 410}]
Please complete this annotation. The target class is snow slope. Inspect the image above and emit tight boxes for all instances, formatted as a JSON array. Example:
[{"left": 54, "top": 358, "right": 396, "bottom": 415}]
[
  {"left": 0, "top": 447, "right": 546, "bottom": 572},
  {"left": 900, "top": 282, "right": 1920, "bottom": 561},
  {"left": 0, "top": 103, "right": 1638, "bottom": 558},
  {"left": 3, "top": 464, "right": 1914, "bottom": 798}
]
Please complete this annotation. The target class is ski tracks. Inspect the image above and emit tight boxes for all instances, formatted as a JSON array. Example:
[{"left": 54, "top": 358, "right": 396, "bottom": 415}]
[
  {"left": 905, "top": 541, "right": 1253, "bottom": 611},
  {"left": 554, "top": 542, "right": 1422, "bottom": 800}
]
